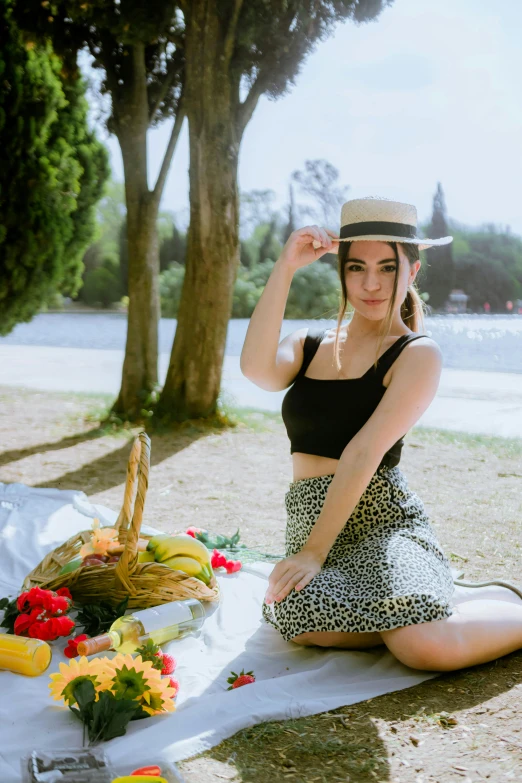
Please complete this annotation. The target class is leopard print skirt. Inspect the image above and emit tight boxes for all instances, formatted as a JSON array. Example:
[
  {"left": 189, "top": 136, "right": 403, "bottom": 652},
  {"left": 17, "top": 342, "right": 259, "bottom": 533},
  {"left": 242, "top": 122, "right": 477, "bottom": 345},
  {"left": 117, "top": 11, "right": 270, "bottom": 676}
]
[{"left": 261, "top": 465, "right": 455, "bottom": 642}]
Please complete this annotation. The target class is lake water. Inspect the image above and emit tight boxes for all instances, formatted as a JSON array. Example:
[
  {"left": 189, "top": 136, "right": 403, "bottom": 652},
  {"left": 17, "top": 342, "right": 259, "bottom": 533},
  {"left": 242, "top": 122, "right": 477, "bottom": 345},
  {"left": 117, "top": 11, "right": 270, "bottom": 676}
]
[{"left": 1, "top": 313, "right": 521, "bottom": 374}]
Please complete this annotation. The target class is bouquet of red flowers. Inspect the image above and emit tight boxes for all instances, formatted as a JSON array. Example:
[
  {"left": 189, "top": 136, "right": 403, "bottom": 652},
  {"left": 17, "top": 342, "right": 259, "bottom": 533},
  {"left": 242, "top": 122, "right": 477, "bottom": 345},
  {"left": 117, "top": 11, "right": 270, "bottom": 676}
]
[{"left": 3, "top": 586, "right": 75, "bottom": 641}]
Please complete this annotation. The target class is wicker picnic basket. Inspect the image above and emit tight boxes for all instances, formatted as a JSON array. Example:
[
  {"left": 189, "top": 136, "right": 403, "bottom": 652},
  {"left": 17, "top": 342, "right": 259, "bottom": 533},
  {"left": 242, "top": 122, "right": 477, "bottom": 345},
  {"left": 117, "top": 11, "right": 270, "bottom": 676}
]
[{"left": 23, "top": 431, "right": 220, "bottom": 608}]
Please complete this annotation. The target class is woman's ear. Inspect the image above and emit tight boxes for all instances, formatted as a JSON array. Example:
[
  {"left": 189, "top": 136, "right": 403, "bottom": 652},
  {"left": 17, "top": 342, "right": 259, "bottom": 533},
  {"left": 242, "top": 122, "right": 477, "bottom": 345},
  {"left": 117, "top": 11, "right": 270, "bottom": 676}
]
[{"left": 409, "top": 259, "right": 421, "bottom": 285}]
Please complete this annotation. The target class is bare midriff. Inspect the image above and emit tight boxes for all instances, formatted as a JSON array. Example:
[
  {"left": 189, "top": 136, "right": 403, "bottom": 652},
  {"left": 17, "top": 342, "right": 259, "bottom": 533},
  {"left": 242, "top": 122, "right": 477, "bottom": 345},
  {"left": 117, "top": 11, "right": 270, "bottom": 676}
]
[{"left": 290, "top": 336, "right": 399, "bottom": 482}]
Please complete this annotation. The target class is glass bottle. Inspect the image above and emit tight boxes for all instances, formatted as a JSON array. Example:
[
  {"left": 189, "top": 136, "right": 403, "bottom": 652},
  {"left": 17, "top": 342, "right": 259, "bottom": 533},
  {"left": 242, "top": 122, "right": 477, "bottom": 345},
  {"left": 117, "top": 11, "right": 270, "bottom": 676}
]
[
  {"left": 76, "top": 598, "right": 205, "bottom": 656},
  {"left": 0, "top": 633, "right": 52, "bottom": 676}
]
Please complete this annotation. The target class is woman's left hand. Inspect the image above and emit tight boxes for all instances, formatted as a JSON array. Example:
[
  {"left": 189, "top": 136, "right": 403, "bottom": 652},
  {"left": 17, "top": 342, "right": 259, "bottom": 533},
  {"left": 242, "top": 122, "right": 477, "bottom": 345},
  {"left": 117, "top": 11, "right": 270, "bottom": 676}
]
[{"left": 264, "top": 550, "right": 324, "bottom": 605}]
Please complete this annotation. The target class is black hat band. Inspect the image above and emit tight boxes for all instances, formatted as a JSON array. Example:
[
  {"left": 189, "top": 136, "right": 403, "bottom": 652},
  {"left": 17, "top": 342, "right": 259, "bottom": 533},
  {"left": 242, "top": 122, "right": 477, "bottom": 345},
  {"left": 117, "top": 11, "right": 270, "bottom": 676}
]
[{"left": 340, "top": 221, "right": 417, "bottom": 240}]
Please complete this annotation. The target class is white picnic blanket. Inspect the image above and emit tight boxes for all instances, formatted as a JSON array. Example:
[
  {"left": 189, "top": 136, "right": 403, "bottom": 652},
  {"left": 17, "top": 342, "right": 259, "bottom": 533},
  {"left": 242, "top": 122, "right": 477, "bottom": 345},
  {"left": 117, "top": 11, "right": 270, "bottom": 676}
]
[{"left": 1, "top": 482, "right": 521, "bottom": 781}]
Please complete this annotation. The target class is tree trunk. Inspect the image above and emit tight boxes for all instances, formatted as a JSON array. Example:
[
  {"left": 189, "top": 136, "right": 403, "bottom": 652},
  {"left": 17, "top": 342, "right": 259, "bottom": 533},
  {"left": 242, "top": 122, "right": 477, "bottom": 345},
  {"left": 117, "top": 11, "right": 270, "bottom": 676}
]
[
  {"left": 156, "top": 6, "right": 241, "bottom": 422},
  {"left": 112, "top": 45, "right": 160, "bottom": 420}
]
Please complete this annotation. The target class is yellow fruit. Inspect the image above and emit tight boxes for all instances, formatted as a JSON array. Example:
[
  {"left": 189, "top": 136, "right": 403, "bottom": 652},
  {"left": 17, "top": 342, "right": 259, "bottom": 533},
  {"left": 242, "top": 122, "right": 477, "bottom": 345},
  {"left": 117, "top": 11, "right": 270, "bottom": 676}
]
[
  {"left": 152, "top": 534, "right": 211, "bottom": 566},
  {"left": 161, "top": 555, "right": 211, "bottom": 584},
  {"left": 137, "top": 551, "right": 155, "bottom": 563},
  {"left": 146, "top": 533, "right": 170, "bottom": 551}
]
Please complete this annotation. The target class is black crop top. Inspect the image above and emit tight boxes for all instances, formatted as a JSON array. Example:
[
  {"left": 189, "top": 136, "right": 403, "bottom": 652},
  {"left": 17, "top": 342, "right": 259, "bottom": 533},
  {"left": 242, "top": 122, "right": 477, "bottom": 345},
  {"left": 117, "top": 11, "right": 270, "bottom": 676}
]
[{"left": 281, "top": 326, "right": 428, "bottom": 468}]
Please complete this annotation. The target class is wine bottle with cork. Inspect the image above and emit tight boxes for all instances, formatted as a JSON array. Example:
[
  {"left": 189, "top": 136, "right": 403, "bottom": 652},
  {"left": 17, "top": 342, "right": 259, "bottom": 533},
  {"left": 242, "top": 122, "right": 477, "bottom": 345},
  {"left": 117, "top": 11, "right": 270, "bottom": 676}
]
[{"left": 77, "top": 598, "right": 205, "bottom": 656}]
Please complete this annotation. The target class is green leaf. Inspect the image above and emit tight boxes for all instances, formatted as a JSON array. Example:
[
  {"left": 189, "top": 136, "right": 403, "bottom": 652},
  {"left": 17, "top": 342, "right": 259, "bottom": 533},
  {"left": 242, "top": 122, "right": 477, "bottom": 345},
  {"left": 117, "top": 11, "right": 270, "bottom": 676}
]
[
  {"left": 0, "top": 596, "right": 19, "bottom": 634},
  {"left": 88, "top": 691, "right": 141, "bottom": 744},
  {"left": 135, "top": 638, "right": 163, "bottom": 670},
  {"left": 75, "top": 596, "right": 131, "bottom": 637},
  {"left": 74, "top": 679, "right": 96, "bottom": 713}
]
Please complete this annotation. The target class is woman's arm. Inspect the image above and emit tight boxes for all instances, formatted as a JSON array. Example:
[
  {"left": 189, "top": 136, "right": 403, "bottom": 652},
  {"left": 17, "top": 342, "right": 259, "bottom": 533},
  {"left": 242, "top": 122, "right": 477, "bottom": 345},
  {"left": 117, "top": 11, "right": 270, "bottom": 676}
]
[
  {"left": 264, "top": 340, "right": 442, "bottom": 604},
  {"left": 240, "top": 226, "right": 338, "bottom": 390},
  {"left": 302, "top": 340, "right": 442, "bottom": 561}
]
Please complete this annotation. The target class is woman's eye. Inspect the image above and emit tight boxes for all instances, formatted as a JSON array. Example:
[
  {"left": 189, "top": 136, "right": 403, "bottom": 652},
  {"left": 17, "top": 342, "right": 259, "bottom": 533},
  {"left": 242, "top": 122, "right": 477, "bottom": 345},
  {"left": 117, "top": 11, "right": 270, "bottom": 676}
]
[{"left": 346, "top": 265, "right": 397, "bottom": 272}]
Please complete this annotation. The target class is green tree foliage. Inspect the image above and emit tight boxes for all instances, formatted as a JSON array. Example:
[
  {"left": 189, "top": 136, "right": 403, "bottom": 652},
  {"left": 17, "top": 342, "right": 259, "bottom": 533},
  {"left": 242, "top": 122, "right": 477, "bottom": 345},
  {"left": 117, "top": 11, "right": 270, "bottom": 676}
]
[
  {"left": 159, "top": 219, "right": 187, "bottom": 271},
  {"left": 160, "top": 256, "right": 340, "bottom": 320},
  {"left": 159, "top": 263, "right": 186, "bottom": 318},
  {"left": 0, "top": 1, "right": 108, "bottom": 335},
  {"left": 285, "top": 262, "right": 341, "bottom": 318},
  {"left": 81, "top": 256, "right": 122, "bottom": 308},
  {"left": 418, "top": 182, "right": 455, "bottom": 309},
  {"left": 12, "top": 0, "right": 186, "bottom": 416},
  {"left": 452, "top": 224, "right": 522, "bottom": 311},
  {"left": 157, "top": 0, "right": 393, "bottom": 421}
]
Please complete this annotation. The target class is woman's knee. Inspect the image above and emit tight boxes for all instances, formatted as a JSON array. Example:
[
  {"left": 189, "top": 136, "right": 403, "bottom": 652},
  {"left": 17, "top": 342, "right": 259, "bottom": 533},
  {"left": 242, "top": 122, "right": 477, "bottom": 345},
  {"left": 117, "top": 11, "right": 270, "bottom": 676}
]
[{"left": 381, "top": 622, "right": 459, "bottom": 671}]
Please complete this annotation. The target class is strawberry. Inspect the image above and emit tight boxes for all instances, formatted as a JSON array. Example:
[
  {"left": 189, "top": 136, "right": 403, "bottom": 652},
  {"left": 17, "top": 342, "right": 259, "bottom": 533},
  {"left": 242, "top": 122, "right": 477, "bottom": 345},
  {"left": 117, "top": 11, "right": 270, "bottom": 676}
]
[
  {"left": 226, "top": 668, "right": 256, "bottom": 690},
  {"left": 131, "top": 765, "right": 162, "bottom": 776},
  {"left": 160, "top": 653, "right": 176, "bottom": 675},
  {"left": 168, "top": 677, "right": 180, "bottom": 696}
]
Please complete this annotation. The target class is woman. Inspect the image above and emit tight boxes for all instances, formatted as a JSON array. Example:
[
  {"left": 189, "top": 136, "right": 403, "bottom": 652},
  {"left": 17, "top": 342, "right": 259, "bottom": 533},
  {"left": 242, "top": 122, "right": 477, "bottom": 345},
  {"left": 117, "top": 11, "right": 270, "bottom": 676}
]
[{"left": 240, "top": 196, "right": 522, "bottom": 672}]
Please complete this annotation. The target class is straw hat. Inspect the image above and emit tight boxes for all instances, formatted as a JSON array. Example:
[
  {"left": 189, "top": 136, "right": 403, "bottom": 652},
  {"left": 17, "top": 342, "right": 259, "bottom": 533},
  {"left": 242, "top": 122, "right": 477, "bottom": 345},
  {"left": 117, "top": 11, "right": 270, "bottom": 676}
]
[{"left": 317, "top": 196, "right": 453, "bottom": 251}]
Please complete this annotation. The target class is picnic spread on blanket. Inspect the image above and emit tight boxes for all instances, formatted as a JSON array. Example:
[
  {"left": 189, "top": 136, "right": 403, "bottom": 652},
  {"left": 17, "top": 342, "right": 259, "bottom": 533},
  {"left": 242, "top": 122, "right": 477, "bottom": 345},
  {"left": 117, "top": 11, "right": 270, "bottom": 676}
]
[{"left": 2, "top": 432, "right": 522, "bottom": 782}]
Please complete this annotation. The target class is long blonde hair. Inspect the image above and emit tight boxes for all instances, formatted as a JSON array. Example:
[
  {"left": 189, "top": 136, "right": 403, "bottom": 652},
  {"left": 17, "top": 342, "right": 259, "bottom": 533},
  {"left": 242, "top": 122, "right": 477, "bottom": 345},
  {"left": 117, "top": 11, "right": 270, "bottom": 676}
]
[{"left": 333, "top": 241, "right": 427, "bottom": 373}]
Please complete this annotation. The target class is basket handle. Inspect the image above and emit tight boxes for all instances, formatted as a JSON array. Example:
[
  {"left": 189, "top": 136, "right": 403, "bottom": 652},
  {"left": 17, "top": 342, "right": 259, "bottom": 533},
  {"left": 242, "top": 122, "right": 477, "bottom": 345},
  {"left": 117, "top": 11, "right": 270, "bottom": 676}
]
[{"left": 114, "top": 431, "right": 151, "bottom": 593}]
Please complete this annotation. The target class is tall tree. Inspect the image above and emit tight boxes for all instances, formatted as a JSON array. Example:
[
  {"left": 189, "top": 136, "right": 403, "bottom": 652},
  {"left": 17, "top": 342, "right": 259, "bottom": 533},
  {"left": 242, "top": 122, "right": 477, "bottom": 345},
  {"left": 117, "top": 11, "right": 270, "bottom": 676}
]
[
  {"left": 13, "top": 0, "right": 186, "bottom": 418},
  {"left": 0, "top": 0, "right": 108, "bottom": 335},
  {"left": 282, "top": 183, "right": 297, "bottom": 244},
  {"left": 419, "top": 182, "right": 455, "bottom": 310},
  {"left": 156, "top": 0, "right": 392, "bottom": 421},
  {"left": 291, "top": 158, "right": 349, "bottom": 229}
]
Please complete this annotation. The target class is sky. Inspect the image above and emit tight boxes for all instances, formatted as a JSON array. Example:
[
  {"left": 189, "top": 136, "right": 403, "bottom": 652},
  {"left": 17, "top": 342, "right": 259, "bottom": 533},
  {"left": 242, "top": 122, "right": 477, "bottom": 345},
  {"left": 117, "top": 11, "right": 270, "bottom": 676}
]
[{"left": 96, "top": 0, "right": 522, "bottom": 236}]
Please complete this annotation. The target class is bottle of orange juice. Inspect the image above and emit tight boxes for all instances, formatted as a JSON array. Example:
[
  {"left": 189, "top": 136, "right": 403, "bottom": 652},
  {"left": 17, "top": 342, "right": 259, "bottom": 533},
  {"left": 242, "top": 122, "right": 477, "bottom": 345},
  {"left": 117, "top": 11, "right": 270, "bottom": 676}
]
[{"left": 0, "top": 633, "right": 52, "bottom": 675}]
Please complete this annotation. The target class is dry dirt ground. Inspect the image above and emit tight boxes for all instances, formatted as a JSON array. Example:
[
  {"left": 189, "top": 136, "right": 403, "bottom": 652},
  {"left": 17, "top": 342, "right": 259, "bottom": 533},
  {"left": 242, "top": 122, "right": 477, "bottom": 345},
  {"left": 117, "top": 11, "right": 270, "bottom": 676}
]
[{"left": 1, "top": 386, "right": 522, "bottom": 783}]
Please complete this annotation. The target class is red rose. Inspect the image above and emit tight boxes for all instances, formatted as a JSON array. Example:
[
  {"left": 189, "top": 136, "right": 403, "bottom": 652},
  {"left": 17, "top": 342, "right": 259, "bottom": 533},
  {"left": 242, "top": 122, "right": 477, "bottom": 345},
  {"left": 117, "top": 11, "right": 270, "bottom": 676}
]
[
  {"left": 64, "top": 634, "right": 89, "bottom": 659},
  {"left": 41, "top": 593, "right": 68, "bottom": 614},
  {"left": 26, "top": 615, "right": 74, "bottom": 641},
  {"left": 16, "top": 591, "right": 29, "bottom": 612},
  {"left": 14, "top": 607, "right": 44, "bottom": 635},
  {"left": 224, "top": 559, "right": 242, "bottom": 574},
  {"left": 24, "top": 587, "right": 50, "bottom": 609},
  {"left": 27, "top": 621, "right": 50, "bottom": 640},
  {"left": 185, "top": 526, "right": 205, "bottom": 538},
  {"left": 211, "top": 549, "right": 228, "bottom": 569}
]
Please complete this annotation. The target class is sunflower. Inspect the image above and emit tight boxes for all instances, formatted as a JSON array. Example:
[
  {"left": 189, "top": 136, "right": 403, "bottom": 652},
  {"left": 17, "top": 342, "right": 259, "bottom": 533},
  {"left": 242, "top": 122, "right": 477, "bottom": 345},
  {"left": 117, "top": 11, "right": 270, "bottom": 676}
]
[
  {"left": 49, "top": 656, "right": 104, "bottom": 706},
  {"left": 140, "top": 678, "right": 177, "bottom": 716},
  {"left": 97, "top": 654, "right": 160, "bottom": 694},
  {"left": 97, "top": 654, "right": 177, "bottom": 715}
]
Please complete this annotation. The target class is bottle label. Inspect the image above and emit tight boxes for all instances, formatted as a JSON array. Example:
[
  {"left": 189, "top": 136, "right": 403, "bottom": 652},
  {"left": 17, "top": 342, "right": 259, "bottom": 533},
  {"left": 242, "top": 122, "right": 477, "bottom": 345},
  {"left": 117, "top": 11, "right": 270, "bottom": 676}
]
[{"left": 133, "top": 601, "right": 194, "bottom": 634}]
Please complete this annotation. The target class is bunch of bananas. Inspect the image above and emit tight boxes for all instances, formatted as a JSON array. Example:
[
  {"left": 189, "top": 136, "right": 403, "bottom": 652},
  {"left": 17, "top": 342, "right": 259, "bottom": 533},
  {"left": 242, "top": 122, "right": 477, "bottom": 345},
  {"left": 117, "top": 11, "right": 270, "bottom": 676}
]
[{"left": 146, "top": 534, "right": 213, "bottom": 585}]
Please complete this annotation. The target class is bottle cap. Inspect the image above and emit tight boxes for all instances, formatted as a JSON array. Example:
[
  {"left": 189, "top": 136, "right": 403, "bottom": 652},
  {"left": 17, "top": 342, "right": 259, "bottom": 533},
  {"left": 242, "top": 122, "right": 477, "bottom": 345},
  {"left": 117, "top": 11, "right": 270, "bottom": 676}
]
[{"left": 77, "top": 634, "right": 112, "bottom": 656}]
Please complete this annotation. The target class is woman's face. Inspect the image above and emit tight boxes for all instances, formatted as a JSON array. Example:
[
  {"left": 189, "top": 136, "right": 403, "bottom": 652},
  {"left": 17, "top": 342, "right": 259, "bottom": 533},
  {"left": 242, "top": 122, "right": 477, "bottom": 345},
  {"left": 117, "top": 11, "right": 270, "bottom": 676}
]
[{"left": 344, "top": 240, "right": 421, "bottom": 320}]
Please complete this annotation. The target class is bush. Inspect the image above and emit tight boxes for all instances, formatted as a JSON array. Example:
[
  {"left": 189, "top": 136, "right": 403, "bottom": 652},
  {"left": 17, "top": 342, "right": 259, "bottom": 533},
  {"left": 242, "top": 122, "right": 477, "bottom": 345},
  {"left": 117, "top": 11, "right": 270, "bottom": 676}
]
[
  {"left": 159, "top": 263, "right": 186, "bottom": 317},
  {"left": 81, "top": 265, "right": 122, "bottom": 308},
  {"left": 160, "top": 258, "right": 342, "bottom": 319},
  {"left": 285, "top": 263, "right": 341, "bottom": 319},
  {"left": 232, "top": 277, "right": 260, "bottom": 317}
]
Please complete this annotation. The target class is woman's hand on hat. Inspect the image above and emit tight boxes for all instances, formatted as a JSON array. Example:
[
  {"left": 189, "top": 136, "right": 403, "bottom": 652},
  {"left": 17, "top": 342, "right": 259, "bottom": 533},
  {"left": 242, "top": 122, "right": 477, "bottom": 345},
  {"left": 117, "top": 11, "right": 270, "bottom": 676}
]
[
  {"left": 278, "top": 226, "right": 340, "bottom": 272},
  {"left": 264, "top": 550, "right": 323, "bottom": 605}
]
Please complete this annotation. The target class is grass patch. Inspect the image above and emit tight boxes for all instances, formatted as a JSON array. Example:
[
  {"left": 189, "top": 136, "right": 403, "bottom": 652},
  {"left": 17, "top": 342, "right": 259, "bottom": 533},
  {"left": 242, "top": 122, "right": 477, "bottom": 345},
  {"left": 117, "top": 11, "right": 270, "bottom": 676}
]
[{"left": 409, "top": 424, "right": 522, "bottom": 459}]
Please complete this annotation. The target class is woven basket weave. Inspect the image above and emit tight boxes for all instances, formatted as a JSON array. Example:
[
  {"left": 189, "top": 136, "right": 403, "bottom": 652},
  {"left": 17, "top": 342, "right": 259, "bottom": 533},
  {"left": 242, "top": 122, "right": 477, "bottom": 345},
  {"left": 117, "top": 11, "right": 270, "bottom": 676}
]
[{"left": 23, "top": 432, "right": 220, "bottom": 608}]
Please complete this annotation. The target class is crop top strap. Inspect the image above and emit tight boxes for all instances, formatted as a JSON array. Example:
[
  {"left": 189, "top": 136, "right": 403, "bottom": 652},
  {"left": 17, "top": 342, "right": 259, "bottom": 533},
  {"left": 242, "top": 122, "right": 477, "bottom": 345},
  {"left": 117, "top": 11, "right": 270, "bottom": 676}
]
[
  {"left": 375, "top": 333, "right": 430, "bottom": 377},
  {"left": 295, "top": 325, "right": 327, "bottom": 380}
]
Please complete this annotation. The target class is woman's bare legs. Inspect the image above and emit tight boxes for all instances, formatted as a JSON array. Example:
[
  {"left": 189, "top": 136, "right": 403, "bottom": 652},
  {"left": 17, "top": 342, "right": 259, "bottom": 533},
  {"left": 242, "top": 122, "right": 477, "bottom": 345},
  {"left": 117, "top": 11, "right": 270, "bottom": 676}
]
[
  {"left": 381, "top": 600, "right": 522, "bottom": 671},
  {"left": 291, "top": 630, "right": 382, "bottom": 649}
]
